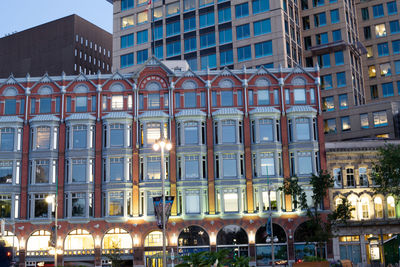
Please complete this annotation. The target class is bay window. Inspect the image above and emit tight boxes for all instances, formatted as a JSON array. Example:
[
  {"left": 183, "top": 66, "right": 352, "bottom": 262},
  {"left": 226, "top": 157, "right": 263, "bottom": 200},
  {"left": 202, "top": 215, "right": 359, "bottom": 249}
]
[
  {"left": 36, "top": 126, "right": 50, "bottom": 149},
  {"left": 297, "top": 152, "right": 312, "bottom": 175},
  {"left": 110, "top": 158, "right": 124, "bottom": 181},
  {"left": 71, "top": 193, "right": 86, "bottom": 217},
  {"left": 0, "top": 128, "right": 15, "bottom": 151},
  {"left": 31, "top": 194, "right": 49, "bottom": 218},
  {"left": 31, "top": 160, "right": 57, "bottom": 184},
  {"left": 259, "top": 119, "right": 274, "bottom": 142},
  {"left": 0, "top": 195, "right": 11, "bottom": 218},
  {"left": 185, "top": 190, "right": 201, "bottom": 214},
  {"left": 109, "top": 191, "right": 124, "bottom": 216},
  {"left": 223, "top": 189, "right": 239, "bottom": 212},
  {"left": 71, "top": 159, "right": 86, "bottom": 183},
  {"left": 147, "top": 156, "right": 161, "bottom": 180},
  {"left": 0, "top": 161, "right": 13, "bottom": 184},
  {"left": 295, "top": 118, "right": 311, "bottom": 141},
  {"left": 260, "top": 153, "right": 275, "bottom": 176}
]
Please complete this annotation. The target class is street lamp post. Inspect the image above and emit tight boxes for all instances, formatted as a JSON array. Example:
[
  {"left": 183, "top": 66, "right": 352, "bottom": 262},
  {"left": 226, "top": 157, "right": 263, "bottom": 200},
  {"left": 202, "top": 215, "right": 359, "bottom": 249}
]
[
  {"left": 46, "top": 194, "right": 58, "bottom": 267},
  {"left": 153, "top": 138, "right": 172, "bottom": 267}
]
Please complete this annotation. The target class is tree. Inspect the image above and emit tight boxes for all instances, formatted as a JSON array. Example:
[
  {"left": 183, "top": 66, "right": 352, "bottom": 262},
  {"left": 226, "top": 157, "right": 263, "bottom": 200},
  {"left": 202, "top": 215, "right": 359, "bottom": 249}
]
[
  {"left": 280, "top": 171, "right": 352, "bottom": 258},
  {"left": 371, "top": 144, "right": 400, "bottom": 205}
]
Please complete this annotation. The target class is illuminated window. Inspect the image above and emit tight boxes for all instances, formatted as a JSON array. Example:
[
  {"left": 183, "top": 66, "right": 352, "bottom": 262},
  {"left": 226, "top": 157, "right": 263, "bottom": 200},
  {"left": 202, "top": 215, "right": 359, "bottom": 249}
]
[
  {"left": 111, "top": 95, "right": 124, "bottom": 110},
  {"left": 223, "top": 189, "right": 239, "bottom": 212},
  {"left": 368, "top": 65, "right": 376, "bottom": 78},
  {"left": 387, "top": 196, "right": 396, "bottom": 218},
  {"left": 138, "top": 11, "right": 148, "bottom": 24},
  {"left": 145, "top": 231, "right": 165, "bottom": 246},
  {"left": 27, "top": 230, "right": 51, "bottom": 252},
  {"left": 36, "top": 126, "right": 51, "bottom": 149},
  {"left": 103, "top": 228, "right": 132, "bottom": 249},
  {"left": 361, "top": 197, "right": 369, "bottom": 219},
  {"left": 366, "top": 46, "right": 373, "bottom": 58},
  {"left": 65, "top": 229, "right": 94, "bottom": 250},
  {"left": 375, "top": 24, "right": 387, "bottom": 38},
  {"left": 121, "top": 15, "right": 134, "bottom": 29},
  {"left": 374, "top": 198, "right": 383, "bottom": 219},
  {"left": 380, "top": 63, "right": 391, "bottom": 77}
]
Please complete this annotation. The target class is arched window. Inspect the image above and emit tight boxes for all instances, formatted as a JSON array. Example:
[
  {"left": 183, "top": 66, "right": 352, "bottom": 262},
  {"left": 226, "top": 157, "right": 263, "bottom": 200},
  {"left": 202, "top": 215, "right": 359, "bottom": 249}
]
[
  {"left": 102, "top": 228, "right": 132, "bottom": 249},
  {"left": 27, "top": 230, "right": 51, "bottom": 252},
  {"left": 64, "top": 229, "right": 94, "bottom": 251},
  {"left": 145, "top": 231, "right": 166, "bottom": 247},
  {"left": 387, "top": 196, "right": 396, "bottom": 218},
  {"left": 178, "top": 225, "right": 209, "bottom": 253},
  {"left": 255, "top": 224, "right": 288, "bottom": 266},
  {"left": 374, "top": 197, "right": 383, "bottom": 219},
  {"left": 217, "top": 225, "right": 248, "bottom": 257},
  {"left": 348, "top": 196, "right": 358, "bottom": 219},
  {"left": 361, "top": 197, "right": 369, "bottom": 219}
]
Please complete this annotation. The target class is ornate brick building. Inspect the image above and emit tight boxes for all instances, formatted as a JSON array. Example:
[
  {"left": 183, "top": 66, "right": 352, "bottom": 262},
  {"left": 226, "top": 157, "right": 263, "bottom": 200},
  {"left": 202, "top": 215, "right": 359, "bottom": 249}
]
[{"left": 0, "top": 57, "right": 328, "bottom": 266}]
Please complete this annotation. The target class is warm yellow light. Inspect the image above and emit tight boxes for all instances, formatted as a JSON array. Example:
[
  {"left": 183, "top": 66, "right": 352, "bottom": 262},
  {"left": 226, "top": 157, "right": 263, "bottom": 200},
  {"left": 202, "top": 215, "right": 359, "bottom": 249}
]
[
  {"left": 249, "top": 231, "right": 255, "bottom": 244},
  {"left": 95, "top": 236, "right": 101, "bottom": 247},
  {"left": 165, "top": 142, "right": 172, "bottom": 151},
  {"left": 134, "top": 234, "right": 140, "bottom": 247},
  {"left": 210, "top": 232, "right": 216, "bottom": 245},
  {"left": 159, "top": 141, "right": 166, "bottom": 148},
  {"left": 153, "top": 143, "right": 160, "bottom": 151},
  {"left": 45, "top": 195, "right": 54, "bottom": 204}
]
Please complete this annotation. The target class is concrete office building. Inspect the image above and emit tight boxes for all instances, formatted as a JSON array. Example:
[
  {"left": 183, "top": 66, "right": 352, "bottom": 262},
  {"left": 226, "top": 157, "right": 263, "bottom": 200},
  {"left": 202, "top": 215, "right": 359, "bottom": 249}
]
[
  {"left": 0, "top": 15, "right": 113, "bottom": 78},
  {"left": 111, "top": 0, "right": 301, "bottom": 72},
  {"left": 0, "top": 58, "right": 331, "bottom": 266}
]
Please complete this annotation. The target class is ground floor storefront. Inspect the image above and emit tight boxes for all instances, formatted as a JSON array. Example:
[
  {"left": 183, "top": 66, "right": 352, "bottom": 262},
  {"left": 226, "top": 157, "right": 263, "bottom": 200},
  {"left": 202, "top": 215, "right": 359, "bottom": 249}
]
[{"left": 1, "top": 216, "right": 334, "bottom": 266}]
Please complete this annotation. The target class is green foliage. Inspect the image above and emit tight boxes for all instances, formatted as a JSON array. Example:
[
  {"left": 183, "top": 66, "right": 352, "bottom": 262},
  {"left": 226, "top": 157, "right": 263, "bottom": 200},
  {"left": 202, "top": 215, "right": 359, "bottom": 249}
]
[
  {"left": 372, "top": 144, "right": 400, "bottom": 204},
  {"left": 328, "top": 197, "right": 354, "bottom": 225},
  {"left": 176, "top": 249, "right": 250, "bottom": 267},
  {"left": 303, "top": 255, "right": 327, "bottom": 262},
  {"left": 280, "top": 171, "right": 351, "bottom": 258}
]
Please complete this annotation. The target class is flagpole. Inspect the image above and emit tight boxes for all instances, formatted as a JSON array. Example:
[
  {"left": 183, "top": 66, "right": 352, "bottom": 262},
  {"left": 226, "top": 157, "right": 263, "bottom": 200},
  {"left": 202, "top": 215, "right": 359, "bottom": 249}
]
[{"left": 149, "top": 0, "right": 155, "bottom": 57}]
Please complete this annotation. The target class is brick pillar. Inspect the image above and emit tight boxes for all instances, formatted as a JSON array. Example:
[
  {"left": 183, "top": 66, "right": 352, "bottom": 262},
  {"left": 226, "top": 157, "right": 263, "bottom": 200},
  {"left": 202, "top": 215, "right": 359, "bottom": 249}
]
[
  {"left": 95, "top": 247, "right": 102, "bottom": 267},
  {"left": 57, "top": 123, "right": 66, "bottom": 218},
  {"left": 280, "top": 115, "right": 292, "bottom": 211},
  {"left": 18, "top": 250, "right": 26, "bottom": 267},
  {"left": 206, "top": 117, "right": 215, "bottom": 214},
  {"left": 169, "top": 118, "right": 178, "bottom": 216},
  {"left": 132, "top": 121, "right": 140, "bottom": 216},
  {"left": 20, "top": 124, "right": 30, "bottom": 219},
  {"left": 94, "top": 121, "right": 102, "bottom": 218},
  {"left": 317, "top": 114, "right": 330, "bottom": 210},
  {"left": 243, "top": 116, "right": 254, "bottom": 213}
]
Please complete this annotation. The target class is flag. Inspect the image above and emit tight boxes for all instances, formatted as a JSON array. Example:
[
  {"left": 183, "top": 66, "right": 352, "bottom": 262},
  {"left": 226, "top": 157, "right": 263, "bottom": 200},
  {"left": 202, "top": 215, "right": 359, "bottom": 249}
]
[
  {"left": 147, "top": 0, "right": 152, "bottom": 11},
  {"left": 266, "top": 217, "right": 272, "bottom": 236}
]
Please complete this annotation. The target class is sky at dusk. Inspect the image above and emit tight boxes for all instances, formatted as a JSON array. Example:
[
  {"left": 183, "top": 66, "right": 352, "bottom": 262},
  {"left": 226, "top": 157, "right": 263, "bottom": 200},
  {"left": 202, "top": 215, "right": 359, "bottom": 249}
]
[{"left": 0, "top": 0, "right": 113, "bottom": 37}]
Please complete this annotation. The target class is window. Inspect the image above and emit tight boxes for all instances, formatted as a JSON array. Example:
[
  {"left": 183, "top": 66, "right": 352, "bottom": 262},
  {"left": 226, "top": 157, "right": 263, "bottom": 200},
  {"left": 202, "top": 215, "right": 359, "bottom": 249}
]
[
  {"left": 121, "top": 53, "right": 134, "bottom": 68},
  {"left": 146, "top": 94, "right": 160, "bottom": 109},
  {"left": 237, "top": 45, "right": 251, "bottom": 62},
  {"left": 39, "top": 98, "right": 51, "bottom": 113},
  {"left": 184, "top": 37, "right": 196, "bottom": 53},
  {"left": 361, "top": 197, "right": 369, "bottom": 219},
  {"left": 296, "top": 118, "right": 310, "bottom": 140},
  {"left": 223, "top": 190, "right": 238, "bottom": 212},
  {"left": 4, "top": 99, "right": 16, "bottom": 115},
  {"left": 184, "top": 17, "right": 196, "bottom": 32},
  {"left": 221, "top": 120, "right": 236, "bottom": 143},
  {"left": 255, "top": 41, "right": 273, "bottom": 58},
  {"left": 199, "top": 12, "right": 214, "bottom": 28},
  {"left": 71, "top": 159, "right": 86, "bottom": 183},
  {"left": 121, "top": 15, "right": 134, "bottom": 29},
  {"left": 382, "top": 82, "right": 394, "bottom": 97},
  {"left": 322, "top": 96, "right": 334, "bottom": 111},
  {"left": 359, "top": 113, "right": 369, "bottom": 129},
  {"left": 369, "top": 65, "right": 377, "bottom": 78},
  {"left": 294, "top": 89, "right": 306, "bottom": 104},
  {"left": 235, "top": 3, "right": 249, "bottom": 18},
  {"left": 74, "top": 96, "right": 87, "bottom": 112},
  {"left": 137, "top": 49, "right": 148, "bottom": 64},
  {"left": 145, "top": 123, "right": 162, "bottom": 146},
  {"left": 395, "top": 60, "right": 400, "bottom": 74},
  {"left": 33, "top": 194, "right": 49, "bottom": 218},
  {"left": 0, "top": 161, "right": 13, "bottom": 184},
  {"left": 361, "top": 7, "right": 369, "bottom": 20},
  {"left": 183, "top": 122, "right": 199, "bottom": 144},
  {"left": 185, "top": 191, "right": 200, "bottom": 214},
  {"left": 222, "top": 154, "right": 237, "bottom": 177},
  {"left": 387, "top": 196, "right": 396, "bottom": 218},
  {"left": 0, "top": 128, "right": 14, "bottom": 152},
  {"left": 358, "top": 167, "right": 368, "bottom": 187},
  {"left": 200, "top": 54, "right": 216, "bottom": 69},
  {"left": 166, "top": 21, "right": 180, "bottom": 37},
  {"left": 138, "top": 11, "right": 148, "bottom": 24},
  {"left": 219, "top": 28, "right": 232, "bottom": 44},
  {"left": 313, "top": 0, "right": 324, "bottom": 7},
  {"left": 330, "top": 9, "right": 339, "bottom": 24},
  {"left": 200, "top": 32, "right": 215, "bottom": 48},
  {"left": 70, "top": 125, "right": 88, "bottom": 149},
  {"left": 109, "top": 124, "right": 124, "bottom": 147},
  {"left": 332, "top": 29, "right": 342, "bottom": 41},
  {"left": 166, "top": 41, "right": 181, "bottom": 57},
  {"left": 375, "top": 24, "right": 387, "bottom": 38},
  {"left": 390, "top": 20, "right": 400, "bottom": 34},
  {"left": 373, "top": 111, "right": 388, "bottom": 127},
  {"left": 153, "top": 6, "right": 163, "bottom": 20},
  {"left": 372, "top": 4, "right": 384, "bottom": 18},
  {"left": 380, "top": 63, "right": 391, "bottom": 77},
  {"left": 339, "top": 94, "right": 348, "bottom": 109},
  {"left": 260, "top": 154, "right": 275, "bottom": 176},
  {"left": 387, "top": 1, "right": 398, "bottom": 15},
  {"left": 183, "top": 92, "right": 196, "bottom": 108},
  {"left": 236, "top": 24, "right": 250, "bottom": 40},
  {"left": 109, "top": 158, "right": 124, "bottom": 181},
  {"left": 111, "top": 95, "right": 123, "bottom": 110},
  {"left": 298, "top": 152, "right": 312, "bottom": 175},
  {"left": 220, "top": 49, "right": 233, "bottom": 66},
  {"left": 337, "top": 72, "right": 346, "bottom": 87},
  {"left": 109, "top": 192, "right": 124, "bottom": 216},
  {"left": 317, "top": 53, "right": 330, "bottom": 68},
  {"left": 258, "top": 119, "right": 274, "bottom": 142},
  {"left": 167, "top": 2, "right": 180, "bottom": 16},
  {"left": 36, "top": 127, "right": 50, "bottom": 149},
  {"left": 254, "top": 19, "right": 271, "bottom": 36},
  {"left": 218, "top": 7, "right": 231, "bottom": 23},
  {"left": 316, "top": 33, "right": 329, "bottom": 45},
  {"left": 252, "top": 0, "right": 269, "bottom": 14},
  {"left": 0, "top": 194, "right": 12, "bottom": 218},
  {"left": 184, "top": 155, "right": 200, "bottom": 178},
  {"left": 366, "top": 46, "right": 373, "bottom": 58},
  {"left": 199, "top": 0, "right": 213, "bottom": 7},
  {"left": 346, "top": 168, "right": 354, "bottom": 187},
  {"left": 155, "top": 45, "right": 163, "bottom": 59},
  {"left": 137, "top": 30, "right": 148, "bottom": 44},
  {"left": 258, "top": 90, "right": 269, "bottom": 105},
  {"left": 321, "top": 75, "right": 332, "bottom": 90},
  {"left": 35, "top": 160, "right": 50, "bottom": 183},
  {"left": 324, "top": 119, "right": 336, "bottom": 134},
  {"left": 341, "top": 116, "right": 351, "bottom": 131},
  {"left": 303, "top": 16, "right": 310, "bottom": 30},
  {"left": 364, "top": 26, "right": 371, "bottom": 40},
  {"left": 335, "top": 51, "right": 344, "bottom": 65},
  {"left": 314, "top": 12, "right": 326, "bottom": 27},
  {"left": 221, "top": 91, "right": 233, "bottom": 106},
  {"left": 394, "top": 40, "right": 400, "bottom": 54},
  {"left": 370, "top": 85, "right": 379, "bottom": 99},
  {"left": 121, "top": 34, "right": 134, "bottom": 49},
  {"left": 184, "top": 0, "right": 195, "bottom": 10}
]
